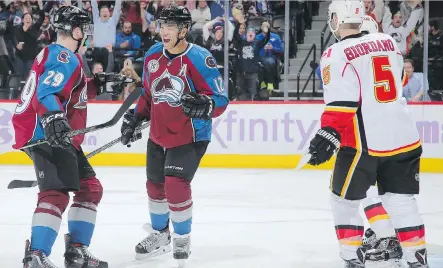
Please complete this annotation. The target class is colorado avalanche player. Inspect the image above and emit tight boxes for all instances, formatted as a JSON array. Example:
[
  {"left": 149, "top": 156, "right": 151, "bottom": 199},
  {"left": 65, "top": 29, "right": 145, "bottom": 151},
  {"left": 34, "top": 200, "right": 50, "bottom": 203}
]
[
  {"left": 12, "top": 6, "right": 112, "bottom": 268},
  {"left": 120, "top": 5, "right": 229, "bottom": 266}
]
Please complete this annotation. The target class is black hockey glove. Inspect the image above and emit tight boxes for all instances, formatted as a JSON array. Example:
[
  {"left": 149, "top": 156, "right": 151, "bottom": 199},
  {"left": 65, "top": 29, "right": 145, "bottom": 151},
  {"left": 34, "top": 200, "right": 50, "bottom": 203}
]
[
  {"left": 181, "top": 92, "right": 215, "bottom": 120},
  {"left": 308, "top": 126, "right": 341, "bottom": 166},
  {"left": 120, "top": 109, "right": 147, "bottom": 146},
  {"left": 40, "top": 111, "right": 72, "bottom": 149}
]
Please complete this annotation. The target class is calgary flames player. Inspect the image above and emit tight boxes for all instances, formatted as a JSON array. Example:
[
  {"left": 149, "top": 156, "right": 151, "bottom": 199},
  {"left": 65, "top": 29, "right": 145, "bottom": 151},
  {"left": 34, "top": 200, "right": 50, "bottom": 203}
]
[{"left": 306, "top": 1, "right": 428, "bottom": 268}]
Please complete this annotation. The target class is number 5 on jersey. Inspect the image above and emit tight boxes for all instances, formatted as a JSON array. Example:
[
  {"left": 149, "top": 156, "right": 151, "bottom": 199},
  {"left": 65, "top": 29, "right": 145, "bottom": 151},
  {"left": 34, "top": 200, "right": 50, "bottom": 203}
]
[{"left": 372, "top": 56, "right": 398, "bottom": 103}]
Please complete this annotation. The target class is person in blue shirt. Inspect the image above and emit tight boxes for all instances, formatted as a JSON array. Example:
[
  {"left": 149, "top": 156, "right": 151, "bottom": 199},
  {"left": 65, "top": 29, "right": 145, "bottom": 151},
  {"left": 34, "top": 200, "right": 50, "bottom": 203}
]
[
  {"left": 115, "top": 21, "right": 141, "bottom": 57},
  {"left": 256, "top": 20, "right": 283, "bottom": 92}
]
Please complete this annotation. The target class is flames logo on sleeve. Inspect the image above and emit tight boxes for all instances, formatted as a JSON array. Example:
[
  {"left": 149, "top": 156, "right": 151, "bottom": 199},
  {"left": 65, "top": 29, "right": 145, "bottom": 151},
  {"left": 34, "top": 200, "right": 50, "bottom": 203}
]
[{"left": 151, "top": 70, "right": 185, "bottom": 107}]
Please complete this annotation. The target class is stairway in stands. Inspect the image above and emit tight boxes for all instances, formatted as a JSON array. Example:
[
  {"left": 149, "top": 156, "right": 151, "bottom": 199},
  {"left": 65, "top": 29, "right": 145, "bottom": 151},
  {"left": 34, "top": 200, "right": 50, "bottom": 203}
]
[{"left": 276, "top": 1, "right": 334, "bottom": 100}]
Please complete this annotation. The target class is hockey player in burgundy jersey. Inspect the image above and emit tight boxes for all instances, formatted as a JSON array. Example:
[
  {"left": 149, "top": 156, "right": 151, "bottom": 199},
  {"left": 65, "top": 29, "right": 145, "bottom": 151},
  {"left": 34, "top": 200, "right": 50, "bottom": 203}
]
[
  {"left": 11, "top": 6, "right": 127, "bottom": 268},
  {"left": 120, "top": 5, "right": 229, "bottom": 266}
]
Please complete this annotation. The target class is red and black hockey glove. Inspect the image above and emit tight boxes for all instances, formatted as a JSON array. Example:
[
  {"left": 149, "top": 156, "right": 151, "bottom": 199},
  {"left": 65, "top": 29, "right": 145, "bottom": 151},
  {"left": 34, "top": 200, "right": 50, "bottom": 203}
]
[
  {"left": 308, "top": 127, "right": 341, "bottom": 166},
  {"left": 40, "top": 111, "right": 72, "bottom": 149},
  {"left": 120, "top": 109, "right": 147, "bottom": 146},
  {"left": 181, "top": 92, "right": 215, "bottom": 120}
]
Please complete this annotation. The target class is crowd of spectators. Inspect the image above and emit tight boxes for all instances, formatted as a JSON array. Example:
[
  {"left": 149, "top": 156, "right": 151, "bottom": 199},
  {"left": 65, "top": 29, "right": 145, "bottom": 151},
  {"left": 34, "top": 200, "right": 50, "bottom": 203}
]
[
  {"left": 0, "top": 0, "right": 442, "bottom": 101},
  {"left": 312, "top": 0, "right": 443, "bottom": 101},
  {"left": 0, "top": 0, "right": 317, "bottom": 101}
]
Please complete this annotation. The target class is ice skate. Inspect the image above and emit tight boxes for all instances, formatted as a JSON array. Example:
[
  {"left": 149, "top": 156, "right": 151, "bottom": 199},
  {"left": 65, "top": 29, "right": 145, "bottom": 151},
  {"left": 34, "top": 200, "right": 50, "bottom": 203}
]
[
  {"left": 407, "top": 249, "right": 430, "bottom": 268},
  {"left": 343, "top": 247, "right": 366, "bottom": 268},
  {"left": 135, "top": 224, "right": 171, "bottom": 260},
  {"left": 22, "top": 239, "right": 58, "bottom": 268},
  {"left": 173, "top": 233, "right": 191, "bottom": 268},
  {"left": 366, "top": 236, "right": 403, "bottom": 261},
  {"left": 63, "top": 234, "right": 108, "bottom": 268}
]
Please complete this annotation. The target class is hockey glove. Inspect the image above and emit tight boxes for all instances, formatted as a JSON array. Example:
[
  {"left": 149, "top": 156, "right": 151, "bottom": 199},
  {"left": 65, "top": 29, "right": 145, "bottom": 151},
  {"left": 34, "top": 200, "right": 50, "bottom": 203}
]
[
  {"left": 120, "top": 109, "right": 147, "bottom": 146},
  {"left": 40, "top": 111, "right": 72, "bottom": 149},
  {"left": 181, "top": 92, "right": 215, "bottom": 120},
  {"left": 308, "top": 126, "right": 341, "bottom": 166}
]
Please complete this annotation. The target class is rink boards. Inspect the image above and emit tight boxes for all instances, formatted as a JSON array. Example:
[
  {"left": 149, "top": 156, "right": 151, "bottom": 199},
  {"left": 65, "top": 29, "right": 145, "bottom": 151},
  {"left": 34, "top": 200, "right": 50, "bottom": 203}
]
[{"left": 1, "top": 101, "right": 443, "bottom": 172}]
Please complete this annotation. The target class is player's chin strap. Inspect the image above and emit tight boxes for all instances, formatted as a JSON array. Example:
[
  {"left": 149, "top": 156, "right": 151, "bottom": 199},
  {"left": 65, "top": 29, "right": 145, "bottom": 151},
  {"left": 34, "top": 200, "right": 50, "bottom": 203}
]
[{"left": 173, "top": 24, "right": 187, "bottom": 48}]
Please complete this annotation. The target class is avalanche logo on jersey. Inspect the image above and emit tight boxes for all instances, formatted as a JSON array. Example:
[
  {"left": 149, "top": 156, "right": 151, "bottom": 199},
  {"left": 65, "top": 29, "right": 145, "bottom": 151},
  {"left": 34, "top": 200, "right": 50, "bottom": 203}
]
[
  {"left": 74, "top": 84, "right": 88, "bottom": 109},
  {"left": 57, "top": 51, "right": 70, "bottom": 63},
  {"left": 151, "top": 69, "right": 185, "bottom": 107}
]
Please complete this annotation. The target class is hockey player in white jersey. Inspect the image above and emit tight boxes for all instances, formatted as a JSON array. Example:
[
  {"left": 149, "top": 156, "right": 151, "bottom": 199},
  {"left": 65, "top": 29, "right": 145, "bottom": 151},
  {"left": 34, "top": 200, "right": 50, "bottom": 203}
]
[{"left": 306, "top": 1, "right": 428, "bottom": 268}]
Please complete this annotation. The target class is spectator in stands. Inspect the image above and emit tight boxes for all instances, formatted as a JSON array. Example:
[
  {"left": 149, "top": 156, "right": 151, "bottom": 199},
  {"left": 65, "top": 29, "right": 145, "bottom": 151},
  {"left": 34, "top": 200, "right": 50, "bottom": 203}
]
[
  {"left": 147, "top": 0, "right": 163, "bottom": 19},
  {"left": 141, "top": 19, "right": 161, "bottom": 50},
  {"left": 191, "top": 0, "right": 211, "bottom": 31},
  {"left": 122, "top": 1, "right": 143, "bottom": 36},
  {"left": 80, "top": 44, "right": 115, "bottom": 100},
  {"left": 257, "top": 20, "right": 283, "bottom": 92},
  {"left": 400, "top": 0, "right": 424, "bottom": 48},
  {"left": 233, "top": 24, "right": 270, "bottom": 100},
  {"left": 428, "top": 20, "right": 443, "bottom": 93},
  {"left": 13, "top": 10, "right": 45, "bottom": 77},
  {"left": 364, "top": 0, "right": 391, "bottom": 32},
  {"left": 119, "top": 59, "right": 141, "bottom": 100},
  {"left": 402, "top": 59, "right": 430, "bottom": 102},
  {"left": 0, "top": 2, "right": 13, "bottom": 77},
  {"left": 116, "top": 21, "right": 141, "bottom": 57},
  {"left": 37, "top": 13, "right": 55, "bottom": 51},
  {"left": 203, "top": 17, "right": 234, "bottom": 65},
  {"left": 384, "top": 10, "right": 422, "bottom": 55},
  {"left": 91, "top": 0, "right": 121, "bottom": 69}
]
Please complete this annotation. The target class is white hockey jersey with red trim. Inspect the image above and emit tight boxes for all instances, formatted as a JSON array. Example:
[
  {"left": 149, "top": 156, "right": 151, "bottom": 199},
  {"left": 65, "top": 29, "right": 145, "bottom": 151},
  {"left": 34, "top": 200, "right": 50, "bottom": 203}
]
[{"left": 319, "top": 32, "right": 420, "bottom": 156}]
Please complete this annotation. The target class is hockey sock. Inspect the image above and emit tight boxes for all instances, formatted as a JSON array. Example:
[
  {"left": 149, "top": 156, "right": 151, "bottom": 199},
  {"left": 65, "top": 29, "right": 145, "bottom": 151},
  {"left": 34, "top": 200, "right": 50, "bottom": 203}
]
[
  {"left": 362, "top": 187, "right": 395, "bottom": 238},
  {"left": 147, "top": 180, "right": 170, "bottom": 231},
  {"left": 382, "top": 193, "right": 426, "bottom": 263},
  {"left": 165, "top": 176, "right": 192, "bottom": 235},
  {"left": 68, "top": 177, "right": 103, "bottom": 246},
  {"left": 31, "top": 190, "right": 70, "bottom": 256},
  {"left": 330, "top": 193, "right": 364, "bottom": 261}
]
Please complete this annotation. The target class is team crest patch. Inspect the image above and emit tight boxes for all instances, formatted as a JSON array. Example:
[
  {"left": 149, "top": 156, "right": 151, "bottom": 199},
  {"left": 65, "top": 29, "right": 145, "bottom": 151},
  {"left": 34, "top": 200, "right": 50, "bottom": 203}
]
[
  {"left": 57, "top": 51, "right": 70, "bottom": 63},
  {"left": 74, "top": 84, "right": 88, "bottom": 109},
  {"left": 148, "top": 59, "right": 159, "bottom": 73},
  {"left": 151, "top": 69, "right": 185, "bottom": 107},
  {"left": 205, "top": 56, "right": 217, "bottom": 68}
]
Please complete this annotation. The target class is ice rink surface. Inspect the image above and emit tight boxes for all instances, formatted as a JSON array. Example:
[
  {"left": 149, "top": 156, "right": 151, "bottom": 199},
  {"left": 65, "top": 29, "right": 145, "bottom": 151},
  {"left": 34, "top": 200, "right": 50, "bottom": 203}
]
[{"left": 1, "top": 166, "right": 443, "bottom": 268}]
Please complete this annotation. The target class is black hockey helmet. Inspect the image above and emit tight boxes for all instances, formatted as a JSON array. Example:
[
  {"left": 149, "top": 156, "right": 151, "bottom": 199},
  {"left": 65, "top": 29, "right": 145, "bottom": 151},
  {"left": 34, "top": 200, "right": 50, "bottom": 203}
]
[
  {"left": 157, "top": 5, "right": 192, "bottom": 30},
  {"left": 54, "top": 5, "right": 92, "bottom": 36}
]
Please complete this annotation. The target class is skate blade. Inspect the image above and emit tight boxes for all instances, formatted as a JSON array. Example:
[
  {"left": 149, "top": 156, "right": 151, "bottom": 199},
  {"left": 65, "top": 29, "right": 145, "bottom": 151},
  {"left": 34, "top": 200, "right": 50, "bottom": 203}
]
[
  {"left": 365, "top": 259, "right": 406, "bottom": 268},
  {"left": 135, "top": 244, "right": 171, "bottom": 260}
]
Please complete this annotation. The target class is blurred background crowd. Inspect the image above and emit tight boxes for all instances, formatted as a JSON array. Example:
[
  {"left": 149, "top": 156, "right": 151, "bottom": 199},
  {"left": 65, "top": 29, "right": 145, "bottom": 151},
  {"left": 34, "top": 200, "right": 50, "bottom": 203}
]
[{"left": 0, "top": 0, "right": 442, "bottom": 102}]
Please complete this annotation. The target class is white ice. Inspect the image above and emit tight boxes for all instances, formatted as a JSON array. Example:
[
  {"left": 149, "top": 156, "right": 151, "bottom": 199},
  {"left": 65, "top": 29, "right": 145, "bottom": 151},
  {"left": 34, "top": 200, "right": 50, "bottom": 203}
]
[{"left": 1, "top": 166, "right": 443, "bottom": 268}]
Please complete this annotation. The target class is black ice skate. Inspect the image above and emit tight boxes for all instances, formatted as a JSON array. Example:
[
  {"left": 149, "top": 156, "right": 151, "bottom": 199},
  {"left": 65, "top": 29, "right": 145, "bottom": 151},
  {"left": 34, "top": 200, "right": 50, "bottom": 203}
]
[
  {"left": 407, "top": 249, "right": 430, "bottom": 268},
  {"left": 22, "top": 239, "right": 59, "bottom": 268},
  {"left": 135, "top": 224, "right": 171, "bottom": 260},
  {"left": 172, "top": 233, "right": 191, "bottom": 268},
  {"left": 63, "top": 234, "right": 108, "bottom": 268},
  {"left": 344, "top": 247, "right": 366, "bottom": 268},
  {"left": 366, "top": 236, "right": 403, "bottom": 262}
]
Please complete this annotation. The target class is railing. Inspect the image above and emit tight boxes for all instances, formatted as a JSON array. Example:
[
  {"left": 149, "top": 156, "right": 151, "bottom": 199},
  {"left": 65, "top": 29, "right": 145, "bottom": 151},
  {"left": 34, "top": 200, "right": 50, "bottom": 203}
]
[
  {"left": 320, "top": 22, "right": 333, "bottom": 53},
  {"left": 296, "top": 44, "right": 316, "bottom": 100}
]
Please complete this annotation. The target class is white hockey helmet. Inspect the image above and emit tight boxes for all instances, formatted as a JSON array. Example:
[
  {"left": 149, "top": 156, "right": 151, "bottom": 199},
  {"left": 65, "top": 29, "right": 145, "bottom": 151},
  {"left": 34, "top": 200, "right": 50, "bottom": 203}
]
[
  {"left": 360, "top": 15, "right": 379, "bottom": 34},
  {"left": 328, "top": 0, "right": 365, "bottom": 40}
]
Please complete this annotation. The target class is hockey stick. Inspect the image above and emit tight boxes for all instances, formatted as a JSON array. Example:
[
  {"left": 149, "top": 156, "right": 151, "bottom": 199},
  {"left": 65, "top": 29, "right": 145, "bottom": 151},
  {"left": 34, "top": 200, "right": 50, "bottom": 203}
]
[
  {"left": 295, "top": 152, "right": 312, "bottom": 171},
  {"left": 7, "top": 122, "right": 150, "bottom": 189},
  {"left": 84, "top": 121, "right": 150, "bottom": 159},
  {"left": 19, "top": 87, "right": 143, "bottom": 150}
]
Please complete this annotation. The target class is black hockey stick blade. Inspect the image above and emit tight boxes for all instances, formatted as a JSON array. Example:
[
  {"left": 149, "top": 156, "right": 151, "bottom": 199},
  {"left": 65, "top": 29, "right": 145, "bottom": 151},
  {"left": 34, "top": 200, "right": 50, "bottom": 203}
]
[
  {"left": 7, "top": 180, "right": 38, "bottom": 189},
  {"left": 85, "top": 122, "right": 150, "bottom": 159},
  {"left": 20, "top": 87, "right": 143, "bottom": 150}
]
